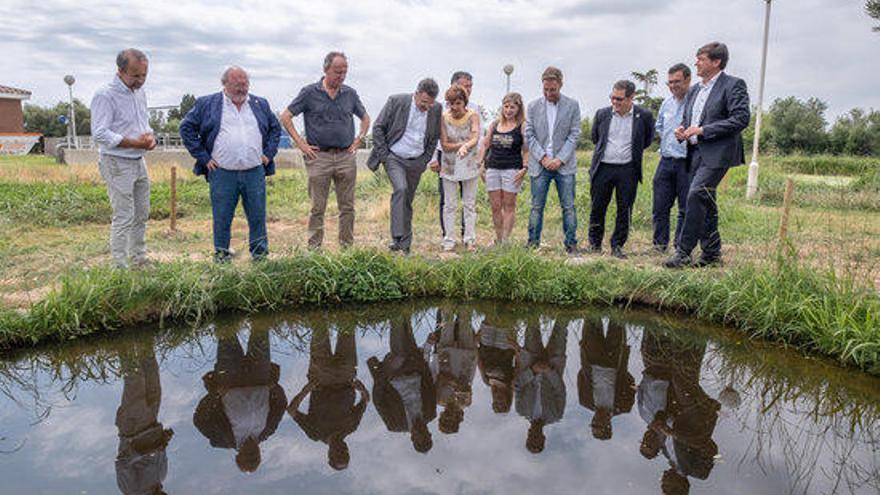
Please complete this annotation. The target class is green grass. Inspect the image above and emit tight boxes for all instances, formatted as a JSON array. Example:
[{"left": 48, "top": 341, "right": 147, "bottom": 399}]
[{"left": 1, "top": 248, "right": 877, "bottom": 375}]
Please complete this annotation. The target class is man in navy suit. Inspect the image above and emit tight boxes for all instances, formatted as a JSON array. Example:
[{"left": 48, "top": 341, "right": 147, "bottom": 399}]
[
  {"left": 180, "top": 66, "right": 281, "bottom": 262},
  {"left": 589, "top": 80, "right": 655, "bottom": 259},
  {"left": 665, "top": 43, "right": 750, "bottom": 268}
]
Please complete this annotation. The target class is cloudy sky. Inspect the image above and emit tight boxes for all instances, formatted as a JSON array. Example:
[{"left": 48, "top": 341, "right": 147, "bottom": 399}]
[{"left": 1, "top": 0, "right": 877, "bottom": 123}]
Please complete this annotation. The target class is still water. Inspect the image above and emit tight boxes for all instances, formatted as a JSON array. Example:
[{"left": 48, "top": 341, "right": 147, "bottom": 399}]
[{"left": 1, "top": 301, "right": 878, "bottom": 495}]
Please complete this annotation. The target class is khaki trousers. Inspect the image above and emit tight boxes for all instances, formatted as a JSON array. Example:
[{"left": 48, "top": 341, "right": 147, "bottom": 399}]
[{"left": 305, "top": 150, "right": 357, "bottom": 248}]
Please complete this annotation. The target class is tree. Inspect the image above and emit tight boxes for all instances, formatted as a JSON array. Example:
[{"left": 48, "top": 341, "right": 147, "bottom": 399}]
[
  {"left": 829, "top": 108, "right": 880, "bottom": 155},
  {"left": 167, "top": 94, "right": 196, "bottom": 121},
  {"left": 631, "top": 69, "right": 663, "bottom": 116},
  {"left": 766, "top": 96, "right": 829, "bottom": 154},
  {"left": 867, "top": 0, "right": 880, "bottom": 31},
  {"left": 23, "top": 99, "right": 90, "bottom": 137},
  {"left": 577, "top": 116, "right": 593, "bottom": 150}
]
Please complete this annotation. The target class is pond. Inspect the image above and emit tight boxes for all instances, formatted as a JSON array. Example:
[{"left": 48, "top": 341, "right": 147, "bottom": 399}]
[{"left": 1, "top": 301, "right": 878, "bottom": 495}]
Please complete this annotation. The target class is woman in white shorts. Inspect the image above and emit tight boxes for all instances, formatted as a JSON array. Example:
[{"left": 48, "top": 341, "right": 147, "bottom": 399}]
[{"left": 478, "top": 93, "right": 528, "bottom": 244}]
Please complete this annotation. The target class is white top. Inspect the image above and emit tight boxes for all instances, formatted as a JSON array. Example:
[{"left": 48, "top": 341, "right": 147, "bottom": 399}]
[
  {"left": 390, "top": 374, "right": 423, "bottom": 429},
  {"left": 689, "top": 71, "right": 723, "bottom": 144},
  {"left": 390, "top": 96, "right": 428, "bottom": 159},
  {"left": 90, "top": 75, "right": 152, "bottom": 159},
  {"left": 212, "top": 94, "right": 263, "bottom": 170},
  {"left": 433, "top": 101, "right": 484, "bottom": 161},
  {"left": 637, "top": 374, "right": 670, "bottom": 424},
  {"left": 602, "top": 107, "right": 634, "bottom": 164},
  {"left": 222, "top": 386, "right": 270, "bottom": 448},
  {"left": 544, "top": 99, "right": 558, "bottom": 158},
  {"left": 591, "top": 365, "right": 617, "bottom": 409}
]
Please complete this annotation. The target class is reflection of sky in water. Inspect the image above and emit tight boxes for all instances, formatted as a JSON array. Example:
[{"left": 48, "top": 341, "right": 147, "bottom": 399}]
[{"left": 1, "top": 305, "right": 878, "bottom": 495}]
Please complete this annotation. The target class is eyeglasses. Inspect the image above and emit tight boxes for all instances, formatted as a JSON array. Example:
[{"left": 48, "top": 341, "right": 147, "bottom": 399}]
[{"left": 667, "top": 80, "right": 685, "bottom": 86}]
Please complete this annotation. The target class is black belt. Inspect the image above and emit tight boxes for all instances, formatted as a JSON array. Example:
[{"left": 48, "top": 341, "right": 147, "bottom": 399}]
[
  {"left": 317, "top": 146, "right": 348, "bottom": 152},
  {"left": 661, "top": 156, "right": 687, "bottom": 161},
  {"left": 600, "top": 161, "right": 632, "bottom": 166}
]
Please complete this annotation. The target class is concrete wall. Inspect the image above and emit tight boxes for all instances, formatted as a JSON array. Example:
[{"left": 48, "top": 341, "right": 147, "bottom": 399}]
[{"left": 59, "top": 148, "right": 372, "bottom": 169}]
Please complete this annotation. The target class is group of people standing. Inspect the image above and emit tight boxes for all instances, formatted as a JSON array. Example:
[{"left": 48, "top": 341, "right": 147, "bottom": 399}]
[
  {"left": 118, "top": 308, "right": 726, "bottom": 495},
  {"left": 91, "top": 41, "right": 749, "bottom": 269}
]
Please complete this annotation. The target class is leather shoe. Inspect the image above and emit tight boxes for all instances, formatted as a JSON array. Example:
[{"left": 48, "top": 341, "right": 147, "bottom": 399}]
[
  {"left": 663, "top": 251, "right": 692, "bottom": 269},
  {"left": 565, "top": 245, "right": 581, "bottom": 255},
  {"left": 694, "top": 256, "right": 722, "bottom": 268},
  {"left": 611, "top": 246, "right": 627, "bottom": 259},
  {"left": 587, "top": 244, "right": 602, "bottom": 254}
]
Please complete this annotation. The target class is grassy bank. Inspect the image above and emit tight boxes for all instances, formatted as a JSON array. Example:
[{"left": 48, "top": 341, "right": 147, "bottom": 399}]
[{"left": 1, "top": 248, "right": 877, "bottom": 375}]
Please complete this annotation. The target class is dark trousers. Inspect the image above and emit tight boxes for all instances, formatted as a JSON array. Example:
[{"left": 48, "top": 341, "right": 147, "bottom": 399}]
[
  {"left": 651, "top": 157, "right": 690, "bottom": 250},
  {"left": 437, "top": 150, "right": 465, "bottom": 238},
  {"left": 677, "top": 157, "right": 728, "bottom": 259},
  {"left": 386, "top": 154, "right": 426, "bottom": 250},
  {"left": 588, "top": 163, "right": 638, "bottom": 249}
]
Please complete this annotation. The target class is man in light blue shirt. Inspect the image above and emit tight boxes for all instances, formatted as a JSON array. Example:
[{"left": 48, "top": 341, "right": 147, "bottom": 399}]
[
  {"left": 90, "top": 48, "right": 157, "bottom": 268},
  {"left": 651, "top": 63, "right": 691, "bottom": 253}
]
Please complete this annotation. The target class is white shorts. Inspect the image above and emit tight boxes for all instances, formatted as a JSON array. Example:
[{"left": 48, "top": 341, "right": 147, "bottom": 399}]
[{"left": 485, "top": 168, "right": 523, "bottom": 193}]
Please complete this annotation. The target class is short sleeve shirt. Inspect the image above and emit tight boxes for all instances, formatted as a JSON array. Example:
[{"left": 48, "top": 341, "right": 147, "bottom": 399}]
[{"left": 286, "top": 78, "right": 366, "bottom": 148}]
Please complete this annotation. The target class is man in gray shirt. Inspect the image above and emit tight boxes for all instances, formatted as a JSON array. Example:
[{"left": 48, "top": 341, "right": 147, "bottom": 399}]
[
  {"left": 90, "top": 48, "right": 157, "bottom": 268},
  {"left": 280, "top": 52, "right": 370, "bottom": 250}
]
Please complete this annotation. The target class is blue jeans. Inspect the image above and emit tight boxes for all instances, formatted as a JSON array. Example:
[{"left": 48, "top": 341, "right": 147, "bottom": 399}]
[
  {"left": 208, "top": 166, "right": 268, "bottom": 261},
  {"left": 527, "top": 169, "right": 578, "bottom": 247}
]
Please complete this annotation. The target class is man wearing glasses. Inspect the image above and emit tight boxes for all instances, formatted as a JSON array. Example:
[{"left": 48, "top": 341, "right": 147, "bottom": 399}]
[
  {"left": 588, "top": 80, "right": 655, "bottom": 259},
  {"left": 651, "top": 64, "right": 692, "bottom": 254}
]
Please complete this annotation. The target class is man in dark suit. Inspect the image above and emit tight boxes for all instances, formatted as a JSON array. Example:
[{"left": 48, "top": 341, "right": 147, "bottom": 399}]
[
  {"left": 193, "top": 321, "right": 287, "bottom": 473},
  {"left": 180, "top": 66, "right": 281, "bottom": 262},
  {"left": 589, "top": 80, "right": 655, "bottom": 259},
  {"left": 577, "top": 316, "right": 635, "bottom": 441},
  {"left": 665, "top": 42, "right": 751, "bottom": 268},
  {"left": 367, "top": 79, "right": 443, "bottom": 254},
  {"left": 367, "top": 315, "right": 437, "bottom": 453}
]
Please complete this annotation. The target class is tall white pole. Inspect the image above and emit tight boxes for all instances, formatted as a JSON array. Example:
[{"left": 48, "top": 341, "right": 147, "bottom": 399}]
[
  {"left": 68, "top": 85, "right": 78, "bottom": 149},
  {"left": 746, "top": 0, "right": 772, "bottom": 199}
]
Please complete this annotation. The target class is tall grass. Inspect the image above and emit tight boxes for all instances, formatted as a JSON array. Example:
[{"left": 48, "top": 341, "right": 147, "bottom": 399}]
[{"left": 1, "top": 248, "right": 877, "bottom": 375}]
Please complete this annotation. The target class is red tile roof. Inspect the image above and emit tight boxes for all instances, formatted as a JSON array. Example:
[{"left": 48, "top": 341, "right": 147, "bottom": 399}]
[{"left": 0, "top": 85, "right": 32, "bottom": 97}]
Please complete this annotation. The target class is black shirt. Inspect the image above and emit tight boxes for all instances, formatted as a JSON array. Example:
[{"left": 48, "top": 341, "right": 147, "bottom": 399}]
[
  {"left": 287, "top": 78, "right": 366, "bottom": 149},
  {"left": 486, "top": 125, "right": 524, "bottom": 170}
]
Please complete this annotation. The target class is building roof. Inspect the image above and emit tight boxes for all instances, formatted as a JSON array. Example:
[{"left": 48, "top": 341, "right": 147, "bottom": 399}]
[{"left": 0, "top": 84, "right": 32, "bottom": 100}]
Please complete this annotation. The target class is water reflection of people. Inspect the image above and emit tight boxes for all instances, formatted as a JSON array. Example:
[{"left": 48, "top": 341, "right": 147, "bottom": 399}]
[
  {"left": 427, "top": 308, "right": 477, "bottom": 434},
  {"left": 476, "top": 309, "right": 519, "bottom": 414},
  {"left": 193, "top": 323, "right": 287, "bottom": 473},
  {"left": 638, "top": 327, "right": 720, "bottom": 495},
  {"left": 115, "top": 343, "right": 173, "bottom": 495},
  {"left": 577, "top": 317, "right": 635, "bottom": 440},
  {"left": 514, "top": 317, "right": 567, "bottom": 454},
  {"left": 288, "top": 326, "right": 369, "bottom": 470},
  {"left": 368, "top": 315, "right": 437, "bottom": 453}
]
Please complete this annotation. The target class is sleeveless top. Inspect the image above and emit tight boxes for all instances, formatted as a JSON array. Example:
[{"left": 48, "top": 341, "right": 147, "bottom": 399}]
[
  {"left": 486, "top": 124, "right": 524, "bottom": 170},
  {"left": 440, "top": 110, "right": 480, "bottom": 181}
]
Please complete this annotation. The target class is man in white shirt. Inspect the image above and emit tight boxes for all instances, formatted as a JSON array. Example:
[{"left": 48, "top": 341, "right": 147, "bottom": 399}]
[
  {"left": 180, "top": 66, "right": 282, "bottom": 263},
  {"left": 90, "top": 48, "right": 157, "bottom": 268}
]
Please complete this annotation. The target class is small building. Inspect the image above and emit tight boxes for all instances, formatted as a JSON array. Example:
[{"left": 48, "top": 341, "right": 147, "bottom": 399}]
[{"left": 0, "top": 84, "right": 41, "bottom": 155}]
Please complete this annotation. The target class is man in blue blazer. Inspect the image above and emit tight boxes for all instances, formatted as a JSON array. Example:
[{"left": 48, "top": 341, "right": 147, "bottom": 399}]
[
  {"left": 589, "top": 80, "right": 655, "bottom": 259},
  {"left": 665, "top": 43, "right": 750, "bottom": 268},
  {"left": 180, "top": 66, "right": 281, "bottom": 262},
  {"left": 524, "top": 67, "right": 582, "bottom": 253}
]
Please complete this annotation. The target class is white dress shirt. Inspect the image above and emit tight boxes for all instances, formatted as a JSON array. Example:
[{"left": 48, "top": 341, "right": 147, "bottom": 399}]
[
  {"left": 602, "top": 107, "right": 634, "bottom": 164},
  {"left": 222, "top": 386, "right": 270, "bottom": 448},
  {"left": 689, "top": 71, "right": 723, "bottom": 144},
  {"left": 544, "top": 99, "right": 558, "bottom": 158},
  {"left": 90, "top": 75, "right": 152, "bottom": 159},
  {"left": 390, "top": 96, "right": 428, "bottom": 159},
  {"left": 212, "top": 93, "right": 263, "bottom": 170}
]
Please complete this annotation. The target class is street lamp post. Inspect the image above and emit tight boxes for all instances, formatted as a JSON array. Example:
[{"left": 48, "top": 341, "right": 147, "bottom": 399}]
[
  {"left": 746, "top": 0, "right": 772, "bottom": 200},
  {"left": 503, "top": 64, "right": 514, "bottom": 94},
  {"left": 63, "top": 75, "right": 77, "bottom": 149}
]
